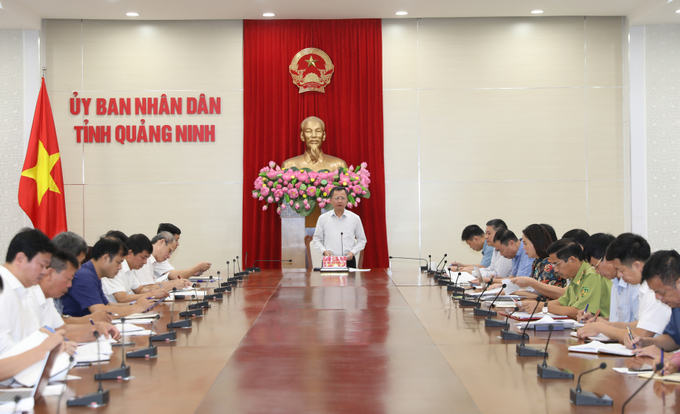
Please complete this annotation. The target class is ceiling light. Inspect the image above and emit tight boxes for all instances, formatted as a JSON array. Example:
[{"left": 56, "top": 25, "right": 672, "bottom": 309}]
[
  {"left": 395, "top": 11, "right": 408, "bottom": 16},
  {"left": 676, "top": 9, "right": 680, "bottom": 13},
  {"left": 531, "top": 10, "right": 543, "bottom": 14},
  {"left": 263, "top": 12, "right": 275, "bottom": 17},
  {"left": 126, "top": 12, "right": 139, "bottom": 17}
]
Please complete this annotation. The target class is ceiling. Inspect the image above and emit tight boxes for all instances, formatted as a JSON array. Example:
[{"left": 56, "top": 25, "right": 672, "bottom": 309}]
[{"left": 1, "top": 0, "right": 679, "bottom": 30}]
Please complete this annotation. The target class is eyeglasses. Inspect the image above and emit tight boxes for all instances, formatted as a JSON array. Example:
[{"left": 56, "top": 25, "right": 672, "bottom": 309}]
[
  {"left": 592, "top": 258, "right": 602, "bottom": 269},
  {"left": 550, "top": 259, "right": 567, "bottom": 267}
]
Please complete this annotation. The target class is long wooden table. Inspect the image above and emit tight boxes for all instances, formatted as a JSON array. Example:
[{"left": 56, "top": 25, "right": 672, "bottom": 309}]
[{"left": 33, "top": 268, "right": 680, "bottom": 413}]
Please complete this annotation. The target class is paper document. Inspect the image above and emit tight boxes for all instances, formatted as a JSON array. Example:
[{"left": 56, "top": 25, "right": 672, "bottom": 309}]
[
  {"left": 638, "top": 372, "right": 680, "bottom": 382},
  {"left": 515, "top": 315, "right": 575, "bottom": 329},
  {"left": 568, "top": 341, "right": 634, "bottom": 356},
  {"left": 502, "top": 279, "right": 521, "bottom": 295},
  {"left": 500, "top": 311, "right": 570, "bottom": 321},
  {"left": 569, "top": 331, "right": 612, "bottom": 342}
]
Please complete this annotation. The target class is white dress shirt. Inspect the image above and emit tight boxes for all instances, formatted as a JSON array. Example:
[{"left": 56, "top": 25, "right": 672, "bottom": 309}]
[
  {"left": 480, "top": 249, "right": 513, "bottom": 279},
  {"left": 102, "top": 260, "right": 141, "bottom": 303},
  {"left": 637, "top": 281, "right": 672, "bottom": 335},
  {"left": 153, "top": 259, "right": 174, "bottom": 280},
  {"left": 0, "top": 267, "right": 37, "bottom": 355},
  {"left": 133, "top": 254, "right": 157, "bottom": 286},
  {"left": 312, "top": 209, "right": 367, "bottom": 257},
  {"left": 25, "top": 286, "right": 64, "bottom": 331}
]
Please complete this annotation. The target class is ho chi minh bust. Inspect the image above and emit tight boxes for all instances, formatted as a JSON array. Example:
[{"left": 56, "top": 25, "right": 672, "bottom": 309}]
[{"left": 281, "top": 116, "right": 348, "bottom": 172}]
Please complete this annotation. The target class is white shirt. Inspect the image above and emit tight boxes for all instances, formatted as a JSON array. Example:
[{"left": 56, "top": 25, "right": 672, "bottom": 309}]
[
  {"left": 312, "top": 209, "right": 367, "bottom": 257},
  {"left": 25, "top": 286, "right": 64, "bottom": 331},
  {"left": 480, "top": 249, "right": 513, "bottom": 279},
  {"left": 102, "top": 260, "right": 141, "bottom": 303},
  {"left": 133, "top": 254, "right": 157, "bottom": 286},
  {"left": 637, "top": 281, "right": 672, "bottom": 335},
  {"left": 0, "top": 267, "right": 36, "bottom": 355},
  {"left": 153, "top": 259, "right": 174, "bottom": 280}
]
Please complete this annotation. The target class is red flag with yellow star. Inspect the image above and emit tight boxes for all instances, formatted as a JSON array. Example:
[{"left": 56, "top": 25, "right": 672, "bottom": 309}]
[{"left": 18, "top": 78, "right": 67, "bottom": 238}]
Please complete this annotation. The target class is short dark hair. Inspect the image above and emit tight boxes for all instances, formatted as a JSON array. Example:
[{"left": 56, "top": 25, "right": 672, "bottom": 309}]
[
  {"left": 583, "top": 233, "right": 615, "bottom": 262},
  {"left": 50, "top": 249, "right": 80, "bottom": 273},
  {"left": 90, "top": 237, "right": 126, "bottom": 261},
  {"left": 105, "top": 230, "right": 128, "bottom": 245},
  {"left": 329, "top": 187, "right": 349, "bottom": 199},
  {"left": 6, "top": 228, "right": 56, "bottom": 263},
  {"left": 157, "top": 223, "right": 181, "bottom": 235},
  {"left": 486, "top": 219, "right": 507, "bottom": 232},
  {"left": 642, "top": 250, "right": 680, "bottom": 286},
  {"left": 126, "top": 234, "right": 153, "bottom": 255},
  {"left": 605, "top": 233, "right": 651, "bottom": 266},
  {"left": 52, "top": 231, "right": 88, "bottom": 258},
  {"left": 461, "top": 225, "right": 485, "bottom": 241},
  {"left": 562, "top": 229, "right": 590, "bottom": 247},
  {"left": 540, "top": 224, "right": 558, "bottom": 243},
  {"left": 498, "top": 230, "right": 519, "bottom": 246},
  {"left": 493, "top": 228, "right": 507, "bottom": 243},
  {"left": 547, "top": 238, "right": 584, "bottom": 262},
  {"left": 522, "top": 224, "right": 555, "bottom": 259}
]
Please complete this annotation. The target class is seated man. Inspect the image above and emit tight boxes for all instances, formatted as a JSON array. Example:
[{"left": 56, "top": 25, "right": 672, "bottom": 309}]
[
  {"left": 61, "top": 237, "right": 154, "bottom": 318},
  {"left": 134, "top": 231, "right": 177, "bottom": 285},
  {"left": 543, "top": 239, "right": 612, "bottom": 319},
  {"left": 448, "top": 224, "right": 495, "bottom": 270},
  {"left": 103, "top": 234, "right": 186, "bottom": 303},
  {"left": 28, "top": 249, "right": 120, "bottom": 342},
  {"left": 577, "top": 233, "right": 671, "bottom": 342},
  {"left": 153, "top": 223, "right": 211, "bottom": 280},
  {"left": 0, "top": 228, "right": 56, "bottom": 355},
  {"left": 562, "top": 228, "right": 590, "bottom": 249},
  {"left": 497, "top": 230, "right": 534, "bottom": 277},
  {"left": 478, "top": 224, "right": 513, "bottom": 280},
  {"left": 627, "top": 250, "right": 680, "bottom": 360}
]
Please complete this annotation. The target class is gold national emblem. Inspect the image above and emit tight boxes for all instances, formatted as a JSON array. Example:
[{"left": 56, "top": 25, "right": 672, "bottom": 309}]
[{"left": 289, "top": 48, "right": 334, "bottom": 93}]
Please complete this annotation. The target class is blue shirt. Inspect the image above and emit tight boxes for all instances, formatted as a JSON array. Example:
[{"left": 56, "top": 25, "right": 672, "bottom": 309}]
[
  {"left": 663, "top": 307, "right": 680, "bottom": 347},
  {"left": 480, "top": 240, "right": 494, "bottom": 267},
  {"left": 510, "top": 241, "right": 535, "bottom": 277},
  {"left": 608, "top": 277, "right": 640, "bottom": 323},
  {"left": 61, "top": 261, "right": 109, "bottom": 317}
]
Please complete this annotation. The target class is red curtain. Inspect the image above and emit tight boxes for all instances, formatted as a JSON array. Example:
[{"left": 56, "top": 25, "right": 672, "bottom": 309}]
[{"left": 242, "top": 19, "right": 388, "bottom": 269}]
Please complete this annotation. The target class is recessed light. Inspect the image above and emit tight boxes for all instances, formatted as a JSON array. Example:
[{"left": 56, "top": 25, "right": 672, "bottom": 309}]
[
  {"left": 676, "top": 9, "right": 680, "bottom": 13},
  {"left": 263, "top": 12, "right": 275, "bottom": 17},
  {"left": 126, "top": 12, "right": 139, "bottom": 17},
  {"left": 395, "top": 11, "right": 408, "bottom": 16},
  {"left": 531, "top": 10, "right": 544, "bottom": 14}
]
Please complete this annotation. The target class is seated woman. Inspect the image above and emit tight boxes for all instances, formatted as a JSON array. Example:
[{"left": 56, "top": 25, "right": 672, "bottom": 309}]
[{"left": 508, "top": 224, "right": 567, "bottom": 300}]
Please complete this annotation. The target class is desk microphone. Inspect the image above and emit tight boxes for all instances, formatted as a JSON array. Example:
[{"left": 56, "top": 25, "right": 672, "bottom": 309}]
[
  {"left": 435, "top": 261, "right": 449, "bottom": 283},
  {"left": 500, "top": 306, "right": 528, "bottom": 339},
  {"left": 67, "top": 331, "right": 110, "bottom": 406},
  {"left": 458, "top": 286, "right": 481, "bottom": 307},
  {"left": 340, "top": 232, "right": 344, "bottom": 257},
  {"left": 569, "top": 363, "right": 613, "bottom": 406},
  {"left": 205, "top": 276, "right": 223, "bottom": 300},
  {"left": 621, "top": 361, "right": 664, "bottom": 412},
  {"left": 475, "top": 283, "right": 504, "bottom": 317},
  {"left": 170, "top": 288, "right": 193, "bottom": 328},
  {"left": 220, "top": 263, "right": 233, "bottom": 289},
  {"left": 127, "top": 315, "right": 159, "bottom": 358},
  {"left": 96, "top": 318, "right": 132, "bottom": 379},
  {"left": 462, "top": 277, "right": 492, "bottom": 308},
  {"left": 516, "top": 297, "right": 547, "bottom": 357},
  {"left": 233, "top": 259, "right": 244, "bottom": 280},
  {"left": 536, "top": 325, "right": 574, "bottom": 379},
  {"left": 188, "top": 283, "right": 210, "bottom": 309},
  {"left": 215, "top": 271, "right": 231, "bottom": 293},
  {"left": 235, "top": 256, "right": 248, "bottom": 277},
  {"left": 448, "top": 272, "right": 466, "bottom": 293},
  {"left": 429, "top": 254, "right": 447, "bottom": 275},
  {"left": 388, "top": 256, "right": 428, "bottom": 272},
  {"left": 152, "top": 294, "right": 178, "bottom": 341}
]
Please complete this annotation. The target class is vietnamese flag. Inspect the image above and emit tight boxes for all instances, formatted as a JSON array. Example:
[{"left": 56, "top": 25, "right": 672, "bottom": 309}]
[{"left": 18, "top": 77, "right": 67, "bottom": 238}]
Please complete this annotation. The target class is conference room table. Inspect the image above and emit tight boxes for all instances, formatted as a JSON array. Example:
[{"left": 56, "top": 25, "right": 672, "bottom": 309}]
[{"left": 33, "top": 268, "right": 680, "bottom": 413}]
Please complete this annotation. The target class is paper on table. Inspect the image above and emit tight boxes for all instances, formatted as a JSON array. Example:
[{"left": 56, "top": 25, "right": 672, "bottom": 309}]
[
  {"left": 569, "top": 331, "right": 612, "bottom": 342},
  {"left": 515, "top": 315, "right": 575, "bottom": 329},
  {"left": 502, "top": 279, "right": 521, "bottom": 295},
  {"left": 468, "top": 287, "right": 502, "bottom": 297},
  {"left": 613, "top": 367, "right": 639, "bottom": 375},
  {"left": 568, "top": 340, "right": 634, "bottom": 356},
  {"left": 122, "top": 330, "right": 155, "bottom": 337},
  {"left": 638, "top": 372, "right": 680, "bottom": 382},
  {"left": 349, "top": 268, "right": 371, "bottom": 272}
]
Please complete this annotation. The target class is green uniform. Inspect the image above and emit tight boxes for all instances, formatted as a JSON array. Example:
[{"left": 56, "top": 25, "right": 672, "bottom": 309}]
[{"left": 558, "top": 261, "right": 612, "bottom": 318}]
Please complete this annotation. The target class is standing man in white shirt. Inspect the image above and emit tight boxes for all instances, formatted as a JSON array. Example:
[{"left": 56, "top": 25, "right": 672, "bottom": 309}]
[
  {"left": 312, "top": 187, "right": 367, "bottom": 269},
  {"left": 0, "top": 228, "right": 56, "bottom": 355},
  {"left": 153, "top": 223, "right": 211, "bottom": 280}
]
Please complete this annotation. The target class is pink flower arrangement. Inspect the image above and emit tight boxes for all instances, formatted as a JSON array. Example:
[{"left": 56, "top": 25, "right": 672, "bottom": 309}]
[{"left": 252, "top": 162, "right": 371, "bottom": 216}]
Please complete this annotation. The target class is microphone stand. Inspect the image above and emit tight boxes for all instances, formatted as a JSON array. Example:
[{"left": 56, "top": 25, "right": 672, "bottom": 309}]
[
  {"left": 181, "top": 290, "right": 204, "bottom": 317},
  {"left": 388, "top": 256, "right": 428, "bottom": 272},
  {"left": 436, "top": 261, "right": 449, "bottom": 283},
  {"left": 569, "top": 363, "right": 613, "bottom": 406},
  {"left": 621, "top": 362, "right": 665, "bottom": 412},
  {"left": 188, "top": 283, "right": 210, "bottom": 309},
  {"left": 474, "top": 283, "right": 505, "bottom": 316},
  {"left": 235, "top": 256, "right": 248, "bottom": 278},
  {"left": 516, "top": 298, "right": 547, "bottom": 357},
  {"left": 447, "top": 271, "right": 466, "bottom": 293},
  {"left": 126, "top": 315, "right": 160, "bottom": 358},
  {"left": 214, "top": 270, "right": 231, "bottom": 293},
  {"left": 429, "top": 254, "right": 447, "bottom": 276},
  {"left": 151, "top": 295, "right": 178, "bottom": 341},
  {"left": 459, "top": 277, "right": 493, "bottom": 308},
  {"left": 500, "top": 307, "right": 529, "bottom": 340},
  {"left": 169, "top": 289, "right": 193, "bottom": 329},
  {"left": 96, "top": 319, "right": 132, "bottom": 379},
  {"left": 204, "top": 276, "right": 223, "bottom": 300},
  {"left": 220, "top": 263, "right": 233, "bottom": 290},
  {"left": 536, "top": 325, "right": 573, "bottom": 379},
  {"left": 67, "top": 331, "right": 110, "bottom": 406}
]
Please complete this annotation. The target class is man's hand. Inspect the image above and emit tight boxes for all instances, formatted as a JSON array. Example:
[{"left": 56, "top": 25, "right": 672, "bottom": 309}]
[
  {"left": 520, "top": 299, "right": 540, "bottom": 314},
  {"left": 96, "top": 322, "right": 121, "bottom": 341},
  {"left": 576, "top": 322, "right": 603, "bottom": 339},
  {"left": 89, "top": 309, "right": 114, "bottom": 323},
  {"left": 346, "top": 252, "right": 354, "bottom": 260},
  {"left": 197, "top": 262, "right": 212, "bottom": 272},
  {"left": 323, "top": 251, "right": 332, "bottom": 257},
  {"left": 133, "top": 297, "right": 155, "bottom": 313},
  {"left": 576, "top": 309, "right": 594, "bottom": 323},
  {"left": 151, "top": 289, "right": 170, "bottom": 299},
  {"left": 624, "top": 332, "right": 647, "bottom": 350},
  {"left": 510, "top": 277, "right": 535, "bottom": 288}
]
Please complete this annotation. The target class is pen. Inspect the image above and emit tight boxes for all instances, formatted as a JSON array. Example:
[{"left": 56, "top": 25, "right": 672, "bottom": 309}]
[
  {"left": 581, "top": 304, "right": 589, "bottom": 323},
  {"left": 627, "top": 325, "right": 636, "bottom": 350},
  {"left": 89, "top": 319, "right": 95, "bottom": 326},
  {"left": 592, "top": 309, "right": 601, "bottom": 322},
  {"left": 43, "top": 326, "right": 56, "bottom": 333},
  {"left": 107, "top": 312, "right": 119, "bottom": 316}
]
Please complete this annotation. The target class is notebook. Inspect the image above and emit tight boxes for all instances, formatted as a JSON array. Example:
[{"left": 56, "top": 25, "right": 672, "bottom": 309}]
[
  {"left": 638, "top": 372, "right": 680, "bottom": 382},
  {"left": 568, "top": 340, "right": 634, "bottom": 356}
]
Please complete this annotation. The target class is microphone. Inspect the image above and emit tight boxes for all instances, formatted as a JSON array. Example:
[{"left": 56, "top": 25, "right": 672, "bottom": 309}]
[
  {"left": 447, "top": 272, "right": 466, "bottom": 293},
  {"left": 188, "top": 282, "right": 210, "bottom": 309},
  {"left": 429, "top": 254, "right": 447, "bottom": 275},
  {"left": 621, "top": 362, "right": 664, "bottom": 412},
  {"left": 435, "top": 261, "right": 449, "bottom": 283},
  {"left": 516, "top": 297, "right": 547, "bottom": 357},
  {"left": 221, "top": 263, "right": 233, "bottom": 288},
  {"left": 536, "top": 325, "right": 574, "bottom": 379},
  {"left": 247, "top": 259, "right": 293, "bottom": 272},
  {"left": 429, "top": 255, "right": 432, "bottom": 271},
  {"left": 458, "top": 286, "right": 482, "bottom": 307},
  {"left": 477, "top": 283, "right": 505, "bottom": 318},
  {"left": 235, "top": 256, "right": 248, "bottom": 277},
  {"left": 126, "top": 315, "right": 160, "bottom": 358},
  {"left": 169, "top": 287, "right": 193, "bottom": 328},
  {"left": 471, "top": 277, "right": 493, "bottom": 305},
  {"left": 388, "top": 256, "right": 428, "bottom": 272},
  {"left": 500, "top": 306, "right": 528, "bottom": 340},
  {"left": 152, "top": 294, "right": 178, "bottom": 341},
  {"left": 67, "top": 331, "right": 110, "bottom": 406},
  {"left": 341, "top": 232, "right": 345, "bottom": 258},
  {"left": 215, "top": 270, "right": 231, "bottom": 293},
  {"left": 96, "top": 318, "right": 132, "bottom": 379},
  {"left": 205, "top": 276, "right": 223, "bottom": 300},
  {"left": 570, "top": 363, "right": 613, "bottom": 406}
]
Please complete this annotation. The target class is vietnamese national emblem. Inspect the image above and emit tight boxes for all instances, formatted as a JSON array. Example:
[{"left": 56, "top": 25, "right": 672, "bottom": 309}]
[{"left": 289, "top": 48, "right": 334, "bottom": 93}]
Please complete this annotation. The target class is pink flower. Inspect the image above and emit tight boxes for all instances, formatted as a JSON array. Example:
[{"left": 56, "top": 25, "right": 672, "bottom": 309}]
[
  {"left": 262, "top": 205, "right": 268, "bottom": 211},
  {"left": 361, "top": 162, "right": 367, "bottom": 169},
  {"left": 259, "top": 167, "right": 268, "bottom": 174},
  {"left": 252, "top": 192, "right": 258, "bottom": 198},
  {"left": 258, "top": 196, "right": 264, "bottom": 201},
  {"left": 298, "top": 172, "right": 309, "bottom": 182},
  {"left": 288, "top": 189, "right": 299, "bottom": 199},
  {"left": 260, "top": 186, "right": 270, "bottom": 196},
  {"left": 295, "top": 182, "right": 301, "bottom": 189},
  {"left": 276, "top": 184, "right": 282, "bottom": 190},
  {"left": 254, "top": 177, "right": 264, "bottom": 189},
  {"left": 294, "top": 203, "right": 300, "bottom": 209},
  {"left": 269, "top": 161, "right": 277, "bottom": 168},
  {"left": 305, "top": 204, "right": 311, "bottom": 210},
  {"left": 281, "top": 204, "right": 286, "bottom": 210},
  {"left": 267, "top": 181, "right": 274, "bottom": 187},
  {"left": 355, "top": 198, "right": 361, "bottom": 204},
  {"left": 289, "top": 200, "right": 294, "bottom": 206},
  {"left": 317, "top": 197, "right": 322, "bottom": 202},
  {"left": 307, "top": 186, "right": 317, "bottom": 196},
  {"left": 309, "top": 171, "right": 318, "bottom": 182},
  {"left": 267, "top": 196, "right": 274, "bottom": 203},
  {"left": 282, "top": 171, "right": 293, "bottom": 182},
  {"left": 275, "top": 197, "right": 280, "bottom": 202},
  {"left": 266, "top": 170, "right": 278, "bottom": 179}
]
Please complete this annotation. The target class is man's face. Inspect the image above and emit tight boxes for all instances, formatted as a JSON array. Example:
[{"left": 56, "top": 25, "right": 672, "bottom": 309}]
[
  {"left": 174, "top": 234, "right": 180, "bottom": 248},
  {"left": 301, "top": 119, "right": 325, "bottom": 150},
  {"left": 647, "top": 276, "right": 680, "bottom": 307},
  {"left": 154, "top": 240, "right": 174, "bottom": 262},
  {"left": 18, "top": 252, "right": 52, "bottom": 287},
  {"left": 611, "top": 258, "right": 643, "bottom": 285},
  {"left": 44, "top": 262, "right": 77, "bottom": 298},
  {"left": 465, "top": 236, "right": 484, "bottom": 252},
  {"left": 76, "top": 252, "right": 86, "bottom": 265},
  {"left": 588, "top": 256, "right": 617, "bottom": 280},
  {"left": 101, "top": 253, "right": 125, "bottom": 278},
  {"left": 330, "top": 190, "right": 348, "bottom": 211},
  {"left": 127, "top": 250, "right": 151, "bottom": 270},
  {"left": 548, "top": 253, "right": 579, "bottom": 279},
  {"left": 498, "top": 241, "right": 518, "bottom": 259},
  {"left": 485, "top": 226, "right": 496, "bottom": 245}
]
